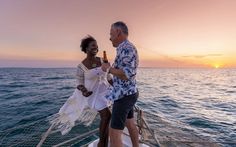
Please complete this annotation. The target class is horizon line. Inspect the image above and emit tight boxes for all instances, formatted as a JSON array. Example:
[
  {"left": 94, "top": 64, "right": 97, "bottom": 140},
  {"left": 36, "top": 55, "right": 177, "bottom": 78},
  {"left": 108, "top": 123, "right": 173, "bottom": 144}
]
[{"left": 0, "top": 66, "right": 235, "bottom": 69}]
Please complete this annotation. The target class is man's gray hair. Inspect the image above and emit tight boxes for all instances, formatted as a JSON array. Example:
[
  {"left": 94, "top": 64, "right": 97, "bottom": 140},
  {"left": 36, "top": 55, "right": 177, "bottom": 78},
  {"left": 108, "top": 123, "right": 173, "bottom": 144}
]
[{"left": 112, "top": 21, "right": 128, "bottom": 35}]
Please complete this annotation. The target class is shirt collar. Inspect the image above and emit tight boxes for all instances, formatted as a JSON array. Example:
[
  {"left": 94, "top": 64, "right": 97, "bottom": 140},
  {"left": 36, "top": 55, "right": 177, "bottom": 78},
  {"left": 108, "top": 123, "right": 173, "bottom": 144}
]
[{"left": 117, "top": 39, "right": 128, "bottom": 51}]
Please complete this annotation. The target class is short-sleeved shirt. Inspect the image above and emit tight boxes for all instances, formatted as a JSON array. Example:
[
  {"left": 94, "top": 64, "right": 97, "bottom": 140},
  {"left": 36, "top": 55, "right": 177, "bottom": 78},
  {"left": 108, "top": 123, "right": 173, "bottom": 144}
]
[{"left": 106, "top": 40, "right": 139, "bottom": 101}]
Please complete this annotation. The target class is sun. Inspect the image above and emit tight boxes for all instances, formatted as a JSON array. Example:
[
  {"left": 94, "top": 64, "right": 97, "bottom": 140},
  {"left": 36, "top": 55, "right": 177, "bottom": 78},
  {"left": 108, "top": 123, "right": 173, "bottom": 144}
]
[{"left": 213, "top": 64, "right": 220, "bottom": 69}]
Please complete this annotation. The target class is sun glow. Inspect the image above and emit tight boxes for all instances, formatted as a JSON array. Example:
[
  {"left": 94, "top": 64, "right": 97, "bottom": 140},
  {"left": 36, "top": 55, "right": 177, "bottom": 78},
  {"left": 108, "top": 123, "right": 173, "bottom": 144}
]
[{"left": 214, "top": 64, "right": 220, "bottom": 69}]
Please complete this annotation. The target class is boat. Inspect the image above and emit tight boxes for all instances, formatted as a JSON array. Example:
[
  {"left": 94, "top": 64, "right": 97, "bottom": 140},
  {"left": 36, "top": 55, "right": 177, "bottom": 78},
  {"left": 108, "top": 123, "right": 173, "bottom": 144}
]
[
  {"left": 87, "top": 128, "right": 150, "bottom": 147},
  {"left": 36, "top": 105, "right": 160, "bottom": 147}
]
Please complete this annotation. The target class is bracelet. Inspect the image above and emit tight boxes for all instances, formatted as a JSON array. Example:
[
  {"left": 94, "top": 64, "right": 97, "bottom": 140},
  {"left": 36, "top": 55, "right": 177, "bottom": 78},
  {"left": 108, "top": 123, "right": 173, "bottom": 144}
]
[
  {"left": 81, "top": 88, "right": 87, "bottom": 93},
  {"left": 77, "top": 85, "right": 87, "bottom": 92}
]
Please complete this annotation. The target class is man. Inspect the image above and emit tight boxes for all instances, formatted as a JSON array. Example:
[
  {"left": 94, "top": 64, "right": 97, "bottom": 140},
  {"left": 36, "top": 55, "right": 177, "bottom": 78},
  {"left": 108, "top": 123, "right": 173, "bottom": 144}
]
[{"left": 102, "top": 21, "right": 139, "bottom": 147}]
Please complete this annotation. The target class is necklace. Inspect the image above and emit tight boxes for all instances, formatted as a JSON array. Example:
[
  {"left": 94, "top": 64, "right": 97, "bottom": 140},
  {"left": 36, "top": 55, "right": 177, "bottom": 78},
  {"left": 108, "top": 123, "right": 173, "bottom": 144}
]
[
  {"left": 87, "top": 57, "right": 97, "bottom": 68},
  {"left": 91, "top": 63, "right": 97, "bottom": 68}
]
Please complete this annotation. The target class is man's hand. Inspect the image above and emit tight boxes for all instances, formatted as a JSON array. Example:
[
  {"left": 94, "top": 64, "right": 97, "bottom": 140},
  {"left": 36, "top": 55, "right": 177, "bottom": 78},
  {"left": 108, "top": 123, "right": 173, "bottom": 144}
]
[
  {"left": 101, "top": 63, "right": 111, "bottom": 72},
  {"left": 101, "top": 63, "right": 128, "bottom": 80}
]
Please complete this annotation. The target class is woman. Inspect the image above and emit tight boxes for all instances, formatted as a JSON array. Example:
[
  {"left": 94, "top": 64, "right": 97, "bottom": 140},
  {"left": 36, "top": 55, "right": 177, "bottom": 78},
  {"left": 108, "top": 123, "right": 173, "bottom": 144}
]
[
  {"left": 77, "top": 35, "right": 112, "bottom": 147},
  {"left": 50, "top": 36, "right": 111, "bottom": 147}
]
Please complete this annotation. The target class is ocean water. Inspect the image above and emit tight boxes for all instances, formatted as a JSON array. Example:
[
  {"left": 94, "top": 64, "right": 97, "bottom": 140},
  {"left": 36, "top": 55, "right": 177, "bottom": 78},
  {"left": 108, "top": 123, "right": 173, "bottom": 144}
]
[{"left": 0, "top": 68, "right": 235, "bottom": 147}]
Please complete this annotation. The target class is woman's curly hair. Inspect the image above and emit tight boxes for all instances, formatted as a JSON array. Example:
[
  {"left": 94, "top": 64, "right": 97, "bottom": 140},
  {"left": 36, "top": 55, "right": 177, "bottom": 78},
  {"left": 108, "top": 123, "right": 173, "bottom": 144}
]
[{"left": 80, "top": 35, "right": 96, "bottom": 53}]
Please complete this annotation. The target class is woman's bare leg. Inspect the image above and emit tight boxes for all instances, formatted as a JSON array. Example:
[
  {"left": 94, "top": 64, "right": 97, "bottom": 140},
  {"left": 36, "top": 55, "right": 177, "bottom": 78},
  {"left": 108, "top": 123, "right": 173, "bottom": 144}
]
[{"left": 98, "top": 107, "right": 111, "bottom": 147}]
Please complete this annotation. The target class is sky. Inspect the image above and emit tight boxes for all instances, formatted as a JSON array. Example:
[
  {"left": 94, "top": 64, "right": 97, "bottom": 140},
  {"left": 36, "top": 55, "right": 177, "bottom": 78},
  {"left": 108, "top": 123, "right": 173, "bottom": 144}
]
[{"left": 0, "top": 0, "right": 236, "bottom": 68}]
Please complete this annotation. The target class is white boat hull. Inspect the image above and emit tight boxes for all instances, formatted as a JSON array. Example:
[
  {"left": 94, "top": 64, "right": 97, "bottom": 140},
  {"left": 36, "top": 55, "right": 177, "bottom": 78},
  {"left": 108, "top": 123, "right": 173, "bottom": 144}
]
[
  {"left": 88, "top": 128, "right": 149, "bottom": 147},
  {"left": 88, "top": 138, "right": 149, "bottom": 147}
]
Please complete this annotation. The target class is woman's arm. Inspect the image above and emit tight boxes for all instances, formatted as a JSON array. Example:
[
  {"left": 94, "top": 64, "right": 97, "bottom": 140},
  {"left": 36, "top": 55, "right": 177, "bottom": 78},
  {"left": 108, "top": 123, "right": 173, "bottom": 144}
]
[
  {"left": 77, "top": 85, "right": 93, "bottom": 97},
  {"left": 76, "top": 65, "right": 93, "bottom": 97}
]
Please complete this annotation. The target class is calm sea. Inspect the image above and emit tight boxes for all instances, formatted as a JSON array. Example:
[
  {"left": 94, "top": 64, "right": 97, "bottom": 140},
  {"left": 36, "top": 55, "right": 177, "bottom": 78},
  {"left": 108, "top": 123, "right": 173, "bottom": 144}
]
[{"left": 0, "top": 68, "right": 235, "bottom": 147}]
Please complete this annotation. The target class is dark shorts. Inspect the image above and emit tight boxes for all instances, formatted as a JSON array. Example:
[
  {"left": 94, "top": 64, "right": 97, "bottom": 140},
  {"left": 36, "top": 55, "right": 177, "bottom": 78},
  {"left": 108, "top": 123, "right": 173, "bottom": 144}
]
[{"left": 110, "top": 92, "right": 138, "bottom": 130}]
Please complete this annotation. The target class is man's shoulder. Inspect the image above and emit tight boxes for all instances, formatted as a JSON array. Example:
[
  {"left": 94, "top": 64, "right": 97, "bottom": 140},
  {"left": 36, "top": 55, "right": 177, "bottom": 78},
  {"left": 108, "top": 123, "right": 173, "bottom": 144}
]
[
  {"left": 121, "top": 41, "right": 136, "bottom": 50},
  {"left": 124, "top": 40, "right": 135, "bottom": 48},
  {"left": 121, "top": 47, "right": 136, "bottom": 56}
]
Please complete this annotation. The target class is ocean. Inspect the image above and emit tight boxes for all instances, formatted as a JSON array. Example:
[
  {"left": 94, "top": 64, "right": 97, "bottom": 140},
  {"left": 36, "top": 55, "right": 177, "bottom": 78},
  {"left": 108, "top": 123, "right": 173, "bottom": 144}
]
[{"left": 0, "top": 68, "right": 235, "bottom": 147}]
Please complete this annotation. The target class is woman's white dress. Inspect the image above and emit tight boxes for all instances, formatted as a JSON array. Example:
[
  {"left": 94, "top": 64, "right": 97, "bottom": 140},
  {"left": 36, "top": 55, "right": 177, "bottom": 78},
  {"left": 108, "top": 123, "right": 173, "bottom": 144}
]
[{"left": 49, "top": 62, "right": 112, "bottom": 135}]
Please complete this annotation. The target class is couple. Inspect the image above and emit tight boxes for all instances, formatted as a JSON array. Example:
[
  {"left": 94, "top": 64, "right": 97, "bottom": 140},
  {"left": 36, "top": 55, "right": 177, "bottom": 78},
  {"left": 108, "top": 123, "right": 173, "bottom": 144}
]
[{"left": 53, "top": 21, "right": 139, "bottom": 147}]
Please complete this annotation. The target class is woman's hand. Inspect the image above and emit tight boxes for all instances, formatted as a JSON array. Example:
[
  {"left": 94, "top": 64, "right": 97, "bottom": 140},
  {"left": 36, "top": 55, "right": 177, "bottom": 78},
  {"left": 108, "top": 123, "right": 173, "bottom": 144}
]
[
  {"left": 82, "top": 91, "right": 93, "bottom": 97},
  {"left": 77, "top": 85, "right": 93, "bottom": 97}
]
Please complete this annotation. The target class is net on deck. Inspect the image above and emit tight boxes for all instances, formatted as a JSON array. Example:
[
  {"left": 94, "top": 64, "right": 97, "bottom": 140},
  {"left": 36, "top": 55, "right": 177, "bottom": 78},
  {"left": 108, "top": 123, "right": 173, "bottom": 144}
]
[
  {"left": 0, "top": 106, "right": 234, "bottom": 147},
  {"left": 0, "top": 116, "right": 100, "bottom": 147}
]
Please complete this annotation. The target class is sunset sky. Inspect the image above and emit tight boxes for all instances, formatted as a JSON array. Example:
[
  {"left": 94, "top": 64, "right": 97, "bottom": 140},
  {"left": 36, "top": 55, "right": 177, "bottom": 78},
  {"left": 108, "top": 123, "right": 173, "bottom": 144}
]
[{"left": 0, "top": 0, "right": 236, "bottom": 68}]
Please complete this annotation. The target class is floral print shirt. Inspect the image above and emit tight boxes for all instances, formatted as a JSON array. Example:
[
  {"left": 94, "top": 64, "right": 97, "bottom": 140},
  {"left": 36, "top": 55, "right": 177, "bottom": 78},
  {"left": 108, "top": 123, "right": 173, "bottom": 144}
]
[{"left": 106, "top": 40, "right": 139, "bottom": 101}]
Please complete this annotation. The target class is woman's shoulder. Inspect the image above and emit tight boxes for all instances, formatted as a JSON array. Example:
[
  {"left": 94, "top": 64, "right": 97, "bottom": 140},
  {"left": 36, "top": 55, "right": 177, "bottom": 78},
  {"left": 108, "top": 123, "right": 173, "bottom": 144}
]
[
  {"left": 96, "top": 56, "right": 101, "bottom": 61},
  {"left": 77, "top": 63, "right": 83, "bottom": 68},
  {"left": 77, "top": 58, "right": 87, "bottom": 67},
  {"left": 77, "top": 63, "right": 86, "bottom": 72}
]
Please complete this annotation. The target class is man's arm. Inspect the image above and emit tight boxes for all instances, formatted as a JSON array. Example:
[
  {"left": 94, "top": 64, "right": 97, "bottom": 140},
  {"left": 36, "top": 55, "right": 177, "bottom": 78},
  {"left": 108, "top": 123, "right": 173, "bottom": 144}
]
[
  {"left": 101, "top": 63, "right": 128, "bottom": 80},
  {"left": 109, "top": 67, "right": 128, "bottom": 80}
]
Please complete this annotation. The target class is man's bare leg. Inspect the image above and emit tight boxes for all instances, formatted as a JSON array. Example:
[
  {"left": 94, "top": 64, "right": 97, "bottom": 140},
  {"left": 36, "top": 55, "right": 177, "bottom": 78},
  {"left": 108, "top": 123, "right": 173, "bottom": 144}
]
[
  {"left": 109, "top": 127, "right": 123, "bottom": 147},
  {"left": 125, "top": 118, "right": 139, "bottom": 147}
]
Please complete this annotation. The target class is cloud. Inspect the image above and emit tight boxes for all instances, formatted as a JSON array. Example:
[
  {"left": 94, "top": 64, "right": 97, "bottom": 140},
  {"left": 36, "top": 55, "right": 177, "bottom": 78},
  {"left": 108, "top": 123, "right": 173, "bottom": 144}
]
[
  {"left": 182, "top": 54, "right": 223, "bottom": 58},
  {"left": 0, "top": 59, "right": 78, "bottom": 68}
]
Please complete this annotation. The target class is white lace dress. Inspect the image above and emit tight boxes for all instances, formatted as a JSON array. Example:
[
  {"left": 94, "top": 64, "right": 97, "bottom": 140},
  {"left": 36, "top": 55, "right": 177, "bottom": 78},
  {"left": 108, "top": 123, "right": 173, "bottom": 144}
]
[
  {"left": 49, "top": 62, "right": 112, "bottom": 135},
  {"left": 76, "top": 63, "right": 112, "bottom": 110}
]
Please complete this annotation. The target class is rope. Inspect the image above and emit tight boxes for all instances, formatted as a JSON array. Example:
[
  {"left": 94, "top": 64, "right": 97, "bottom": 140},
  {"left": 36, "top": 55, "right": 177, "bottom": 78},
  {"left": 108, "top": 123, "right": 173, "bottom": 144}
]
[
  {"left": 37, "top": 124, "right": 54, "bottom": 147},
  {"left": 134, "top": 105, "right": 161, "bottom": 147},
  {"left": 52, "top": 128, "right": 98, "bottom": 147}
]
